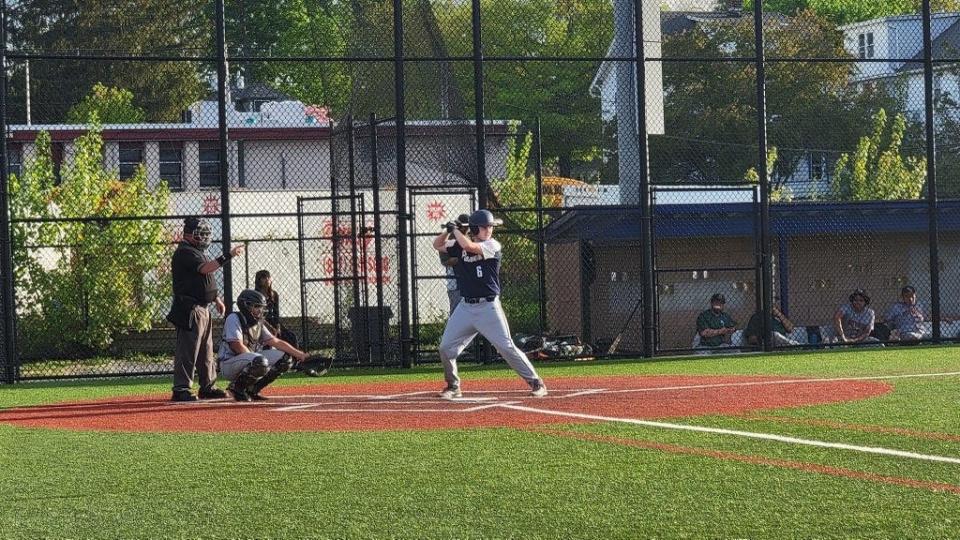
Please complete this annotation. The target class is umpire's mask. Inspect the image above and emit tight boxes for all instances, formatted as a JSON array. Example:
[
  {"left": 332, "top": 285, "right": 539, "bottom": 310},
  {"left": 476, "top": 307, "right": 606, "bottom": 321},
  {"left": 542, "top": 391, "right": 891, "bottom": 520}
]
[{"left": 184, "top": 217, "right": 213, "bottom": 250}]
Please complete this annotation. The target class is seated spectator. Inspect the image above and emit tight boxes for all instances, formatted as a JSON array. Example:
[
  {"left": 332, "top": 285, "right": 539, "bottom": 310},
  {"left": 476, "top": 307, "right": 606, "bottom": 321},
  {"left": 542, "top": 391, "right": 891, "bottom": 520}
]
[
  {"left": 833, "top": 289, "right": 879, "bottom": 344},
  {"left": 696, "top": 293, "right": 737, "bottom": 348},
  {"left": 743, "top": 302, "right": 800, "bottom": 347},
  {"left": 883, "top": 285, "right": 936, "bottom": 342}
]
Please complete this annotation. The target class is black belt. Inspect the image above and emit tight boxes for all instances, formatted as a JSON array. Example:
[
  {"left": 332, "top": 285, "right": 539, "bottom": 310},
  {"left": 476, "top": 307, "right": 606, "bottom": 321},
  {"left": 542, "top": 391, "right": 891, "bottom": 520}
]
[{"left": 464, "top": 296, "right": 497, "bottom": 304}]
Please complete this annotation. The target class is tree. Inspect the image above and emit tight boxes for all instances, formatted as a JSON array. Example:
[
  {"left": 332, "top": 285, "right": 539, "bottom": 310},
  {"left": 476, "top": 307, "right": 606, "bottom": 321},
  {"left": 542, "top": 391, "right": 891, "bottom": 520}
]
[
  {"left": 746, "top": 0, "right": 960, "bottom": 25},
  {"left": 831, "top": 108, "right": 926, "bottom": 200},
  {"left": 651, "top": 10, "right": 897, "bottom": 189},
  {"left": 436, "top": 0, "right": 613, "bottom": 178},
  {"left": 8, "top": 0, "right": 208, "bottom": 123},
  {"left": 67, "top": 83, "right": 146, "bottom": 124},
  {"left": 10, "top": 123, "right": 171, "bottom": 357},
  {"left": 225, "top": 0, "right": 352, "bottom": 113}
]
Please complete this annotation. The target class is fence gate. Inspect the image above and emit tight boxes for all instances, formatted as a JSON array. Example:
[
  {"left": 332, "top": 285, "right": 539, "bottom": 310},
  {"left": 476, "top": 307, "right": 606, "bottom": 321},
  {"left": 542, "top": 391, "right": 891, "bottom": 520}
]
[
  {"left": 297, "top": 194, "right": 397, "bottom": 366},
  {"left": 651, "top": 185, "right": 762, "bottom": 353},
  {"left": 408, "top": 187, "right": 476, "bottom": 361}
]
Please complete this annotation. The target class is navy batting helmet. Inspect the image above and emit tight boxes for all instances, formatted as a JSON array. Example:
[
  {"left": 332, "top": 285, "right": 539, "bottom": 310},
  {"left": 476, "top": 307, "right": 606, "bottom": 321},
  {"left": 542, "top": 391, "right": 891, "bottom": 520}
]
[{"left": 468, "top": 209, "right": 503, "bottom": 228}]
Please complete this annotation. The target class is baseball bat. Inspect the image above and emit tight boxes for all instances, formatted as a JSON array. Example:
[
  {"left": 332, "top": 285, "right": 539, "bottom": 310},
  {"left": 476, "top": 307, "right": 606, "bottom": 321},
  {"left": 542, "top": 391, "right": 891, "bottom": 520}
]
[{"left": 607, "top": 297, "right": 644, "bottom": 354}]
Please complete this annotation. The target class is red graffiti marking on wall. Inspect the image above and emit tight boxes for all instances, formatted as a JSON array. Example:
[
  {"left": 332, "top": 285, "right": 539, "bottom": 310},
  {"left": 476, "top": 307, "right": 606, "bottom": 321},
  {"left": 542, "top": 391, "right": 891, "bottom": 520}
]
[
  {"left": 426, "top": 201, "right": 447, "bottom": 222},
  {"left": 202, "top": 195, "right": 221, "bottom": 215},
  {"left": 317, "top": 218, "right": 391, "bottom": 285}
]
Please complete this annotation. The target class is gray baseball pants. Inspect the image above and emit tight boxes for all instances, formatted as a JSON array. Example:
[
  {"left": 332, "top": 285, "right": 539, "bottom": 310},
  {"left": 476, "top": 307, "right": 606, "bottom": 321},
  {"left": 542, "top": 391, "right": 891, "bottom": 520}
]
[
  {"left": 438, "top": 297, "right": 542, "bottom": 389},
  {"left": 219, "top": 349, "right": 288, "bottom": 382},
  {"left": 173, "top": 305, "right": 216, "bottom": 392}
]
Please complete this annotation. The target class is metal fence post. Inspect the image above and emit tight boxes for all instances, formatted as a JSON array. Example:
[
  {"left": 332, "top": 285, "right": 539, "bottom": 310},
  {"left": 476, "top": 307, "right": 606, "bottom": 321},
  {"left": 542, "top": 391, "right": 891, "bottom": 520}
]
[
  {"left": 370, "top": 113, "right": 387, "bottom": 364},
  {"left": 632, "top": 0, "right": 656, "bottom": 357},
  {"left": 215, "top": 0, "right": 235, "bottom": 310},
  {"left": 471, "top": 0, "right": 488, "bottom": 209},
  {"left": 0, "top": 0, "right": 18, "bottom": 382},
  {"left": 753, "top": 0, "right": 774, "bottom": 352},
  {"left": 394, "top": 0, "right": 412, "bottom": 368},
  {"left": 534, "top": 119, "right": 547, "bottom": 334},
  {"left": 922, "top": 0, "right": 942, "bottom": 342}
]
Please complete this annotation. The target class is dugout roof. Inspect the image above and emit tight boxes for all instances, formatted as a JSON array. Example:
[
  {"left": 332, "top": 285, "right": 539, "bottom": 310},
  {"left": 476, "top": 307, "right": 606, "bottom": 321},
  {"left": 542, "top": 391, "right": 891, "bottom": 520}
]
[{"left": 543, "top": 200, "right": 960, "bottom": 244}]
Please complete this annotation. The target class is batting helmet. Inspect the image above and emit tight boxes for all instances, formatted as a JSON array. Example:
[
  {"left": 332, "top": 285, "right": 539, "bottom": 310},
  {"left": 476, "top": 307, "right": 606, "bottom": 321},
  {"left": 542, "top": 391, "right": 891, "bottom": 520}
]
[{"left": 468, "top": 209, "right": 503, "bottom": 234}]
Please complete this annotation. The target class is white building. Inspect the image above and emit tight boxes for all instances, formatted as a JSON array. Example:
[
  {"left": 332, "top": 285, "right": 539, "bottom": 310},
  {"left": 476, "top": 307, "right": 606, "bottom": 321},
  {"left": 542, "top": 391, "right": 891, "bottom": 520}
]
[
  {"left": 841, "top": 12, "right": 960, "bottom": 122},
  {"left": 5, "top": 85, "right": 511, "bottom": 323}
]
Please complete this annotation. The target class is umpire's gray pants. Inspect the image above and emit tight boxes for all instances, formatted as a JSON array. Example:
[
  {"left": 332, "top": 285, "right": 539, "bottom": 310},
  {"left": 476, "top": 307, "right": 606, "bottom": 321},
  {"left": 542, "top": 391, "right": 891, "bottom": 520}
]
[
  {"left": 173, "top": 305, "right": 216, "bottom": 392},
  {"left": 219, "top": 349, "right": 287, "bottom": 382},
  {"left": 438, "top": 297, "right": 542, "bottom": 389}
]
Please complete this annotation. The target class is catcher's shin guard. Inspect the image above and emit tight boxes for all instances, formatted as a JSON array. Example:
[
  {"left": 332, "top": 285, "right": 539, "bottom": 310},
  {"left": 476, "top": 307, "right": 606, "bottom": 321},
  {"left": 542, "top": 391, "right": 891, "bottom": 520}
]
[
  {"left": 228, "top": 355, "right": 269, "bottom": 402},
  {"left": 247, "top": 355, "right": 292, "bottom": 399}
]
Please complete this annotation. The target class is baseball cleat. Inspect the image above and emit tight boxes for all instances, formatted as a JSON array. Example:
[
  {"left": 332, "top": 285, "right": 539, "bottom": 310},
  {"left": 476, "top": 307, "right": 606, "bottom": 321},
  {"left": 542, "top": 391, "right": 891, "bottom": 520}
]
[
  {"left": 439, "top": 386, "right": 462, "bottom": 399},
  {"left": 227, "top": 383, "right": 252, "bottom": 402},
  {"left": 170, "top": 390, "right": 198, "bottom": 402},
  {"left": 530, "top": 381, "right": 548, "bottom": 398},
  {"left": 198, "top": 386, "right": 227, "bottom": 400}
]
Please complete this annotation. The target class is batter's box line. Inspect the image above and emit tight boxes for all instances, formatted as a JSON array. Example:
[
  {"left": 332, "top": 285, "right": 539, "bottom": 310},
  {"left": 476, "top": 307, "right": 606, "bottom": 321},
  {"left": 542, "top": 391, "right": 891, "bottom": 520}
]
[
  {"left": 273, "top": 401, "right": 522, "bottom": 413},
  {"left": 275, "top": 388, "right": 607, "bottom": 401}
]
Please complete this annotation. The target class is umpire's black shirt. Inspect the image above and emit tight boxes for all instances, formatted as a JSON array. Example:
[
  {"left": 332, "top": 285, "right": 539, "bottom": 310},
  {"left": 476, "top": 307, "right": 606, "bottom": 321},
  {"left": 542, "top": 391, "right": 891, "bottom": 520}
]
[{"left": 172, "top": 242, "right": 217, "bottom": 304}]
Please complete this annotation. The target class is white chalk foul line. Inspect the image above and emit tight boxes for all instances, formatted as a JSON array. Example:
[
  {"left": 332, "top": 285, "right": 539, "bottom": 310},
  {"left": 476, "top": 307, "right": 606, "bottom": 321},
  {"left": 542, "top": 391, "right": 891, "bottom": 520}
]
[
  {"left": 499, "top": 403, "right": 960, "bottom": 465},
  {"left": 600, "top": 371, "right": 960, "bottom": 395}
]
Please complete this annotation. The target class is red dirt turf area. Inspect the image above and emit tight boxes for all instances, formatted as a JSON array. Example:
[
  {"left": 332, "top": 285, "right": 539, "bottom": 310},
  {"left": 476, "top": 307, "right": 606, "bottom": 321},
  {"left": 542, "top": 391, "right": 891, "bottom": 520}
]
[{"left": 0, "top": 375, "right": 892, "bottom": 433}]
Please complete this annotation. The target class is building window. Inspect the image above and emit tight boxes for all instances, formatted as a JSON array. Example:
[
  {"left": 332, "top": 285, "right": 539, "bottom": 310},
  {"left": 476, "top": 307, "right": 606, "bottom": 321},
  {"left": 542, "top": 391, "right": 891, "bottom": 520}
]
[
  {"left": 118, "top": 142, "right": 144, "bottom": 180},
  {"left": 199, "top": 141, "right": 221, "bottom": 187},
  {"left": 809, "top": 152, "right": 827, "bottom": 181},
  {"left": 7, "top": 143, "right": 22, "bottom": 178},
  {"left": 857, "top": 32, "right": 874, "bottom": 59},
  {"left": 159, "top": 142, "right": 183, "bottom": 190}
]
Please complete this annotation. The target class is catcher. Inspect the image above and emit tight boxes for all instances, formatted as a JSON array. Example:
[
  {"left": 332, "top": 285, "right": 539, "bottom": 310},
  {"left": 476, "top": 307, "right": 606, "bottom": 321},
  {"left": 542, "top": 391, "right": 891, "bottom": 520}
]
[{"left": 218, "top": 289, "right": 333, "bottom": 401}]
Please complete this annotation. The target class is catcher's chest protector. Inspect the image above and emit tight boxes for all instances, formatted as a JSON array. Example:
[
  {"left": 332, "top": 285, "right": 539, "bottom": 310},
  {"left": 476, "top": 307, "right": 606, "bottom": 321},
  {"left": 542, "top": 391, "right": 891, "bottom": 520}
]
[{"left": 242, "top": 322, "right": 264, "bottom": 352}]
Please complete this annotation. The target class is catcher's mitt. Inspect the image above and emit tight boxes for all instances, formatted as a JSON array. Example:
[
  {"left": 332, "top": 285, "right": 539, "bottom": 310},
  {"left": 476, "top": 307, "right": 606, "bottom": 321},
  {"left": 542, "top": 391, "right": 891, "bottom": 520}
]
[{"left": 297, "top": 354, "right": 334, "bottom": 377}]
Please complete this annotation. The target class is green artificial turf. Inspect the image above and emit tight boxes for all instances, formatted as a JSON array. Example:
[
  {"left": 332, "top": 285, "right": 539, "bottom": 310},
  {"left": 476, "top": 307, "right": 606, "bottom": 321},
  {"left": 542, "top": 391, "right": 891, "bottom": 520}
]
[{"left": 0, "top": 347, "right": 959, "bottom": 539}]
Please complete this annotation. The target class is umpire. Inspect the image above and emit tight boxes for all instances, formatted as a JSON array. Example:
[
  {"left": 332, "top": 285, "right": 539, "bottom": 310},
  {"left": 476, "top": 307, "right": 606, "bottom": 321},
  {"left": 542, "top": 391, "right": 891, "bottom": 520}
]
[{"left": 166, "top": 217, "right": 244, "bottom": 402}]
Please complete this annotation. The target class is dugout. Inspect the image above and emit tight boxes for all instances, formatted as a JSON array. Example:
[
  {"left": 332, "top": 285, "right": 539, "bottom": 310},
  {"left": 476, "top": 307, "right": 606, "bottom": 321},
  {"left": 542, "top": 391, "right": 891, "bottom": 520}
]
[{"left": 544, "top": 200, "right": 960, "bottom": 351}]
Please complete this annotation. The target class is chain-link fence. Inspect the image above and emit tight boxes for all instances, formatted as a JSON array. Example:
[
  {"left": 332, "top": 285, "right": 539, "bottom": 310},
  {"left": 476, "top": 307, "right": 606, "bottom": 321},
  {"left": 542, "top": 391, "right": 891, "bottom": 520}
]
[{"left": 0, "top": 0, "right": 957, "bottom": 380}]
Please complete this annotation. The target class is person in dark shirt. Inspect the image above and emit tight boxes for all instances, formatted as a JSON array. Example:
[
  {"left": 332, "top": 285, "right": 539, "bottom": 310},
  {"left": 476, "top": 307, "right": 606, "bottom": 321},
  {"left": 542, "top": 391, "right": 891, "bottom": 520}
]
[
  {"left": 431, "top": 209, "right": 547, "bottom": 398},
  {"left": 743, "top": 302, "right": 799, "bottom": 347},
  {"left": 696, "top": 293, "right": 737, "bottom": 348},
  {"left": 254, "top": 269, "right": 317, "bottom": 376},
  {"left": 166, "top": 217, "right": 244, "bottom": 402}
]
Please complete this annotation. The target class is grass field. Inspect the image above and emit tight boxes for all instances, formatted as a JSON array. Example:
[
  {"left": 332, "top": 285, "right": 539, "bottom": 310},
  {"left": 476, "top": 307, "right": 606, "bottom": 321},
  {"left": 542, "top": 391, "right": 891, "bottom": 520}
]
[{"left": 1, "top": 347, "right": 959, "bottom": 539}]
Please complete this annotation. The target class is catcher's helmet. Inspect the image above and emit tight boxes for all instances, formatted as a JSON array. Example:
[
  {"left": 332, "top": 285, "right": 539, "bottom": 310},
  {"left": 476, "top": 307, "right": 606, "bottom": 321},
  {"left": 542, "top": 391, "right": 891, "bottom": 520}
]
[
  {"left": 468, "top": 209, "right": 503, "bottom": 228},
  {"left": 237, "top": 289, "right": 267, "bottom": 321},
  {"left": 184, "top": 217, "right": 213, "bottom": 250}
]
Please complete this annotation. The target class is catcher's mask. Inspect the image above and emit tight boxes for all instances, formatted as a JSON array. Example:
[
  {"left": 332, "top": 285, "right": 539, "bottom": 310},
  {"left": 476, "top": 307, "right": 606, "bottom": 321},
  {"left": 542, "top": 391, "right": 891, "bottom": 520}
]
[
  {"left": 184, "top": 217, "right": 213, "bottom": 250},
  {"left": 236, "top": 289, "right": 267, "bottom": 327}
]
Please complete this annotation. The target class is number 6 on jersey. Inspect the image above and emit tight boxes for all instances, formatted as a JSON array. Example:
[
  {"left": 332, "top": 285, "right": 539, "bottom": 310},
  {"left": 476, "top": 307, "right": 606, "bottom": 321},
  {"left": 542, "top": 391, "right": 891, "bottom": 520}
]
[{"left": 476, "top": 266, "right": 483, "bottom": 278}]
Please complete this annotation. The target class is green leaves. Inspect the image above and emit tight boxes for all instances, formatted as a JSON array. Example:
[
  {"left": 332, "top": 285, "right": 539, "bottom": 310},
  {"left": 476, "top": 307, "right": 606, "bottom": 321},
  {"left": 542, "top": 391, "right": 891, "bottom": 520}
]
[
  {"left": 11, "top": 125, "right": 171, "bottom": 356},
  {"left": 66, "top": 83, "right": 146, "bottom": 124},
  {"left": 832, "top": 108, "right": 926, "bottom": 201}
]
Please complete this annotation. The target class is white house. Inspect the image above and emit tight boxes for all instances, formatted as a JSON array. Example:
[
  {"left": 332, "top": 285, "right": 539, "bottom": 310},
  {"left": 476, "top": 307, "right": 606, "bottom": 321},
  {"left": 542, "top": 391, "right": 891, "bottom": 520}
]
[{"left": 842, "top": 13, "right": 960, "bottom": 121}]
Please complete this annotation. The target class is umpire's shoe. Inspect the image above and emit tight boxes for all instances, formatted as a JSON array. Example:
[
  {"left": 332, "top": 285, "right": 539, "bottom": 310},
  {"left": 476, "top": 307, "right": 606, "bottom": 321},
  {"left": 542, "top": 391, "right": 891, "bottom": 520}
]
[
  {"left": 198, "top": 386, "right": 227, "bottom": 399},
  {"left": 171, "top": 389, "right": 198, "bottom": 402}
]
